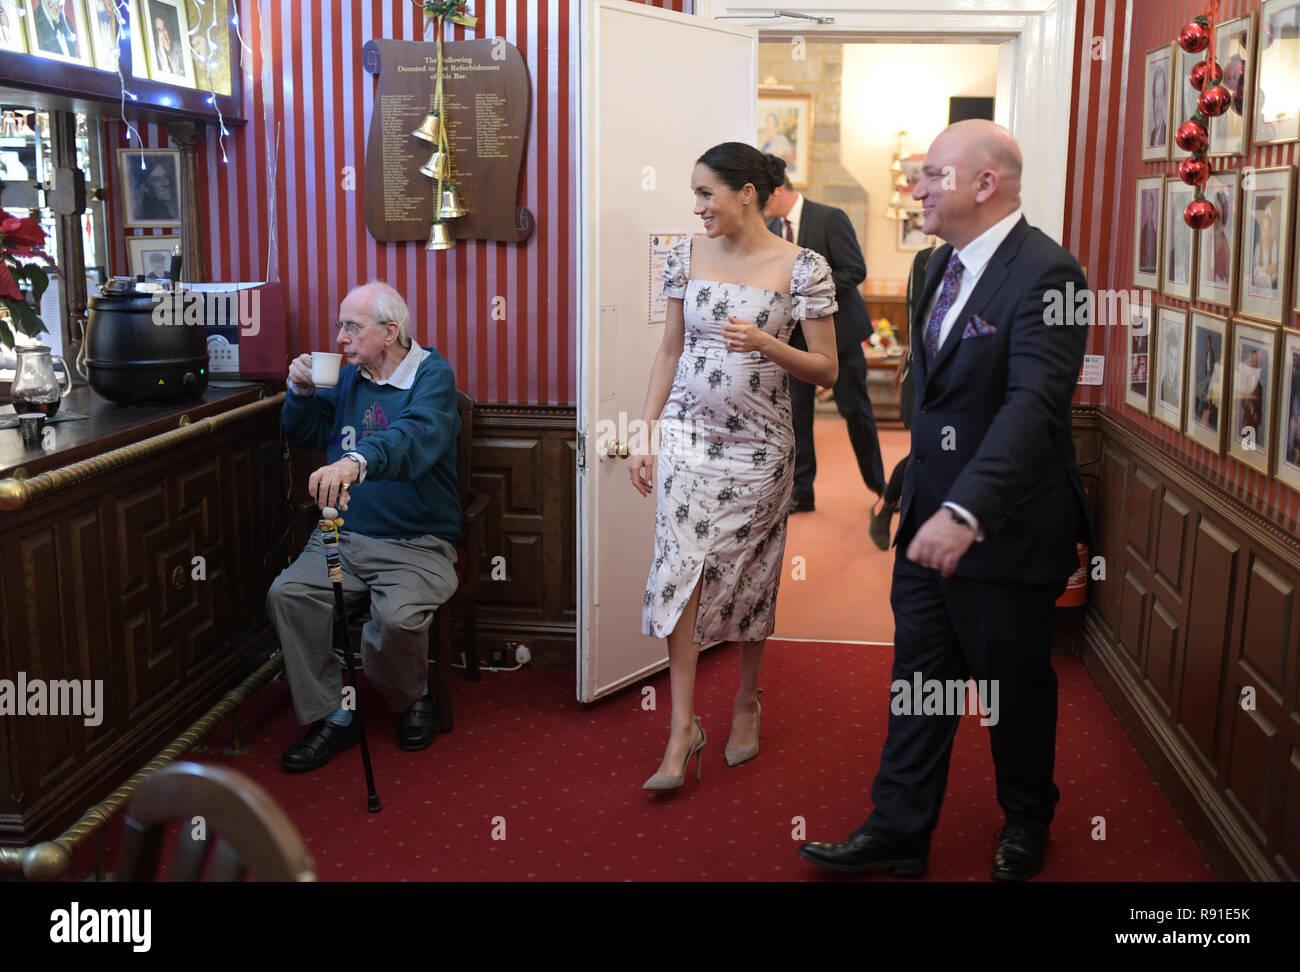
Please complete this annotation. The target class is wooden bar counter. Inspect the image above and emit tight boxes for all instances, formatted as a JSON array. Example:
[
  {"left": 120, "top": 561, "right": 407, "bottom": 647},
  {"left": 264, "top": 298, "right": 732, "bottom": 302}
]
[{"left": 0, "top": 383, "right": 288, "bottom": 847}]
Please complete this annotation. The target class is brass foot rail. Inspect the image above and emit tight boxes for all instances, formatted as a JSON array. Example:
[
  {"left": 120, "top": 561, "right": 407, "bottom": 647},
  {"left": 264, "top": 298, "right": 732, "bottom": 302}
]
[
  {"left": 0, "top": 650, "right": 285, "bottom": 881},
  {"left": 0, "top": 392, "right": 285, "bottom": 512}
]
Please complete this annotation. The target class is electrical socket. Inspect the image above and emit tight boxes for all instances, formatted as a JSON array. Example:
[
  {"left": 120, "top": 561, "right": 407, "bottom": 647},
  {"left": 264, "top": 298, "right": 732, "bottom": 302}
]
[
  {"left": 515, "top": 644, "right": 531, "bottom": 665},
  {"left": 490, "top": 643, "right": 509, "bottom": 667}
]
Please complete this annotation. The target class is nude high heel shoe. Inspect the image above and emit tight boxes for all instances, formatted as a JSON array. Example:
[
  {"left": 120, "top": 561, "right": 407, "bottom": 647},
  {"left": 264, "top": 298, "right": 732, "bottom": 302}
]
[
  {"left": 724, "top": 689, "right": 762, "bottom": 767},
  {"left": 643, "top": 716, "right": 706, "bottom": 790}
]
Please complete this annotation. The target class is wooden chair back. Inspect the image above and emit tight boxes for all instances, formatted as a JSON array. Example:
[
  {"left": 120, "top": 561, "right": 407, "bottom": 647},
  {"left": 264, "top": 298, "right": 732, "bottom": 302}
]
[{"left": 115, "top": 762, "right": 316, "bottom": 882}]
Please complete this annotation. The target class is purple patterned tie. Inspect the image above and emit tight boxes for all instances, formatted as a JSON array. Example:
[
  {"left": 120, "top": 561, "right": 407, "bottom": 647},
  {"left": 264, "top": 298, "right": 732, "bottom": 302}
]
[{"left": 924, "top": 252, "right": 965, "bottom": 367}]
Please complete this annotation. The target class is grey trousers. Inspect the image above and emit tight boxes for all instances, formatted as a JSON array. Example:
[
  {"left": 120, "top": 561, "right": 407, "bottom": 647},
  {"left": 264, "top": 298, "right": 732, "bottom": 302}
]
[{"left": 267, "top": 530, "right": 459, "bottom": 725}]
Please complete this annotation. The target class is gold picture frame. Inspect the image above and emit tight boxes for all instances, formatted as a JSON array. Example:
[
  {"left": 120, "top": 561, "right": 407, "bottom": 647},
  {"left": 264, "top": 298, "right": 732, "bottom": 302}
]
[
  {"left": 1185, "top": 310, "right": 1230, "bottom": 453},
  {"left": 1161, "top": 177, "right": 1197, "bottom": 301},
  {"left": 1209, "top": 12, "right": 1256, "bottom": 158},
  {"left": 1142, "top": 44, "right": 1175, "bottom": 162},
  {"left": 1227, "top": 318, "right": 1279, "bottom": 474},
  {"left": 1236, "top": 165, "right": 1295, "bottom": 325},
  {"left": 1153, "top": 304, "right": 1188, "bottom": 432},
  {"left": 758, "top": 93, "right": 812, "bottom": 190},
  {"left": 1195, "top": 170, "right": 1240, "bottom": 310},
  {"left": 1133, "top": 175, "right": 1164, "bottom": 291},
  {"left": 1254, "top": 0, "right": 1300, "bottom": 146}
]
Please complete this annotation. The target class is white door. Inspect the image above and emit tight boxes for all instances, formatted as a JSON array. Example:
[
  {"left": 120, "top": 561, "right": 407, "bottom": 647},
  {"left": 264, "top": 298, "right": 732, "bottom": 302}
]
[{"left": 577, "top": 1, "right": 757, "bottom": 702}]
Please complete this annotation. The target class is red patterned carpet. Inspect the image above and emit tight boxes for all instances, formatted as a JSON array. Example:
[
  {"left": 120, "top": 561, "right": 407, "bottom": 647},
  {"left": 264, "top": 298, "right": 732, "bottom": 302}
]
[{"left": 71, "top": 636, "right": 1214, "bottom": 882}]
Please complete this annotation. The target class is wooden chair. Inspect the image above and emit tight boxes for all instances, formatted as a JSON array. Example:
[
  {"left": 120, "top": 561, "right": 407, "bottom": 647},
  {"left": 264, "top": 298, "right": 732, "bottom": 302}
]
[{"left": 116, "top": 762, "right": 316, "bottom": 881}]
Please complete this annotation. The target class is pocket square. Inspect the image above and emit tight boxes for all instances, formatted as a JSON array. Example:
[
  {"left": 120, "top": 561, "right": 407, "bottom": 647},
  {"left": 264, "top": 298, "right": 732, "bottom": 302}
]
[{"left": 961, "top": 315, "right": 998, "bottom": 339}]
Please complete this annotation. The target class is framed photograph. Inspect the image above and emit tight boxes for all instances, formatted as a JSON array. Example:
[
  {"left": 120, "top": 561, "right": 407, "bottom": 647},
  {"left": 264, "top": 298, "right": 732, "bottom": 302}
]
[
  {"left": 1295, "top": 185, "right": 1300, "bottom": 314},
  {"left": 1237, "top": 165, "right": 1295, "bottom": 324},
  {"left": 117, "top": 148, "right": 182, "bottom": 228},
  {"left": 1125, "top": 298, "right": 1154, "bottom": 414},
  {"left": 1185, "top": 310, "right": 1229, "bottom": 452},
  {"left": 1195, "top": 170, "right": 1240, "bottom": 309},
  {"left": 1275, "top": 331, "right": 1300, "bottom": 489},
  {"left": 897, "top": 211, "right": 934, "bottom": 252},
  {"left": 1210, "top": 13, "right": 1256, "bottom": 157},
  {"left": 142, "top": 0, "right": 195, "bottom": 86},
  {"left": 1228, "top": 319, "right": 1278, "bottom": 474},
  {"left": 85, "top": 0, "right": 120, "bottom": 71},
  {"left": 1154, "top": 305, "right": 1188, "bottom": 431},
  {"left": 1162, "top": 178, "right": 1197, "bottom": 301},
  {"left": 757, "top": 94, "right": 812, "bottom": 189},
  {"left": 0, "top": 0, "right": 28, "bottom": 51},
  {"left": 128, "top": 0, "right": 146, "bottom": 79},
  {"left": 899, "top": 153, "right": 926, "bottom": 189},
  {"left": 23, "top": 0, "right": 91, "bottom": 65},
  {"left": 1133, "top": 175, "right": 1164, "bottom": 290},
  {"left": 1254, "top": 0, "right": 1300, "bottom": 145},
  {"left": 1142, "top": 44, "right": 1175, "bottom": 161},
  {"left": 1173, "top": 45, "right": 1202, "bottom": 160},
  {"left": 126, "top": 233, "right": 178, "bottom": 279}
]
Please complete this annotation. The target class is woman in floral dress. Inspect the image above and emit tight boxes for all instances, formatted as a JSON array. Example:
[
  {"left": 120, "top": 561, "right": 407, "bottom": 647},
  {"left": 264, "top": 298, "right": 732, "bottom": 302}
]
[{"left": 630, "top": 144, "right": 839, "bottom": 789}]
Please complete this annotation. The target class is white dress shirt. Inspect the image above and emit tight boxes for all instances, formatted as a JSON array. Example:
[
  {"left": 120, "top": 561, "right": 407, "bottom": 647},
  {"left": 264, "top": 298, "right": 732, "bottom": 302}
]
[
  {"left": 782, "top": 193, "right": 805, "bottom": 244},
  {"left": 920, "top": 208, "right": 1023, "bottom": 540}
]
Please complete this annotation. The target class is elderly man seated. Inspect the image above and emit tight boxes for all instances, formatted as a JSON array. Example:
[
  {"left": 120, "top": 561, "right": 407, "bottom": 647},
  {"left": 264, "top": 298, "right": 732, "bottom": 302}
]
[{"left": 268, "top": 281, "right": 460, "bottom": 771}]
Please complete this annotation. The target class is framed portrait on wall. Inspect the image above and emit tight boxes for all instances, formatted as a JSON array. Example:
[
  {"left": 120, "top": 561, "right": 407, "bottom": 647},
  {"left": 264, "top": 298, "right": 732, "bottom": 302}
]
[
  {"left": 1133, "top": 175, "right": 1164, "bottom": 290},
  {"left": 1254, "top": 0, "right": 1300, "bottom": 145},
  {"left": 1195, "top": 171, "right": 1239, "bottom": 309},
  {"left": 1210, "top": 13, "right": 1256, "bottom": 157},
  {"left": 1142, "top": 45, "right": 1175, "bottom": 161},
  {"left": 142, "top": 0, "right": 196, "bottom": 87},
  {"left": 1186, "top": 311, "right": 1229, "bottom": 452},
  {"left": 117, "top": 148, "right": 182, "bottom": 228},
  {"left": 85, "top": 0, "right": 121, "bottom": 71},
  {"left": 1162, "top": 178, "right": 1197, "bottom": 301},
  {"left": 1173, "top": 46, "right": 1202, "bottom": 160},
  {"left": 126, "top": 233, "right": 179, "bottom": 279},
  {"left": 1236, "top": 165, "right": 1294, "bottom": 324},
  {"left": 1154, "top": 305, "right": 1188, "bottom": 431},
  {"left": 23, "top": 0, "right": 91, "bottom": 65},
  {"left": 1125, "top": 299, "right": 1153, "bottom": 414},
  {"left": 1227, "top": 319, "right": 1278, "bottom": 474},
  {"left": 0, "top": 0, "right": 28, "bottom": 52},
  {"left": 757, "top": 94, "right": 811, "bottom": 189},
  {"left": 897, "top": 211, "right": 934, "bottom": 252},
  {"left": 1275, "top": 331, "right": 1300, "bottom": 490}
]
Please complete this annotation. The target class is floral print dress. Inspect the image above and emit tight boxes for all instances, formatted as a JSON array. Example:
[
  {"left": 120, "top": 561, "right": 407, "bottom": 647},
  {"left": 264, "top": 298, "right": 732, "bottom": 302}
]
[{"left": 642, "top": 237, "right": 838, "bottom": 643}]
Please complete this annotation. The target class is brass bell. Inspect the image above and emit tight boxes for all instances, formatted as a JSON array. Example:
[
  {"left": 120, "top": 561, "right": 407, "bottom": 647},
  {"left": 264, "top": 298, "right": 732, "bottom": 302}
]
[
  {"left": 438, "top": 185, "right": 468, "bottom": 219},
  {"left": 426, "top": 221, "right": 455, "bottom": 251},
  {"left": 418, "top": 149, "right": 448, "bottom": 179},
  {"left": 412, "top": 111, "right": 441, "bottom": 143}
]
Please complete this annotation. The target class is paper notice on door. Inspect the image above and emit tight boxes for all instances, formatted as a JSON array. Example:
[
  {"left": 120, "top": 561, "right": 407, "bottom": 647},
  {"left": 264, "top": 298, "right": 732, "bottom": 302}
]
[
  {"left": 648, "top": 231, "right": 690, "bottom": 327},
  {"left": 1078, "top": 354, "right": 1104, "bottom": 385}
]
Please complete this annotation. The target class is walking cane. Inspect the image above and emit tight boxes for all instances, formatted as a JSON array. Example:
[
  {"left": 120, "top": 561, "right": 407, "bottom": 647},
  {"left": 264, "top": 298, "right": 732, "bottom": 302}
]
[{"left": 320, "top": 491, "right": 382, "bottom": 813}]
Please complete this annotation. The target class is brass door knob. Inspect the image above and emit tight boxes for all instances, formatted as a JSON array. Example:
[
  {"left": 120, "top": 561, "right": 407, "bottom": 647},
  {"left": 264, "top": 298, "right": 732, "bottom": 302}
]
[{"left": 605, "top": 441, "right": 629, "bottom": 459}]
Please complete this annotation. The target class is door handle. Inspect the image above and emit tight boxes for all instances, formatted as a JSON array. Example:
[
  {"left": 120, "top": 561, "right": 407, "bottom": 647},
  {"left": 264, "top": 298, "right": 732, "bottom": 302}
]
[{"left": 604, "top": 441, "right": 629, "bottom": 460}]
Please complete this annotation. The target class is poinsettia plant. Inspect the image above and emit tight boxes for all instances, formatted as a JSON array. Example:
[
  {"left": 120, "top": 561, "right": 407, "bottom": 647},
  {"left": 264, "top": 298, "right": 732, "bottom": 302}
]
[{"left": 0, "top": 209, "right": 56, "bottom": 350}]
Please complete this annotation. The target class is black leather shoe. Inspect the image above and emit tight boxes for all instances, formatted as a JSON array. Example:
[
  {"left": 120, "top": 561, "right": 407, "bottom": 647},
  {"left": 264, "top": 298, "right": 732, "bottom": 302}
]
[
  {"left": 868, "top": 499, "right": 897, "bottom": 551},
  {"left": 798, "top": 831, "right": 927, "bottom": 876},
  {"left": 991, "top": 821, "right": 1048, "bottom": 881},
  {"left": 397, "top": 694, "right": 440, "bottom": 751},
  {"left": 788, "top": 497, "right": 815, "bottom": 515},
  {"left": 281, "top": 719, "right": 359, "bottom": 773}
]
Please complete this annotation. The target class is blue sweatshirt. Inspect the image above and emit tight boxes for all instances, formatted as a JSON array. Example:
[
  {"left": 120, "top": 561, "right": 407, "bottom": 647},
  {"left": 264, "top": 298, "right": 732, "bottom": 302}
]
[{"left": 282, "top": 347, "right": 461, "bottom": 542}]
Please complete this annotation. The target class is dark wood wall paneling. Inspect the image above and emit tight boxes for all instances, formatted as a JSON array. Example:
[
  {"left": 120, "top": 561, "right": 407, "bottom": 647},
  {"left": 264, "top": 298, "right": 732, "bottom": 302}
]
[
  {"left": 0, "top": 402, "right": 286, "bottom": 844},
  {"left": 1077, "top": 407, "right": 1300, "bottom": 880}
]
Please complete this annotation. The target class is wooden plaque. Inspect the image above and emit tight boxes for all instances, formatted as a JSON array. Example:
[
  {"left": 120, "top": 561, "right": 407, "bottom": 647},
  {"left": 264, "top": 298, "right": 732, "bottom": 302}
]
[{"left": 362, "top": 37, "right": 534, "bottom": 243}]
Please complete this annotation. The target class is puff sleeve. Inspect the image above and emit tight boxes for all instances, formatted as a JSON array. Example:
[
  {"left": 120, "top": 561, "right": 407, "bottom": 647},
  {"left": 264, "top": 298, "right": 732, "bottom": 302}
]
[
  {"left": 791, "top": 249, "right": 838, "bottom": 321},
  {"left": 661, "top": 238, "right": 692, "bottom": 300}
]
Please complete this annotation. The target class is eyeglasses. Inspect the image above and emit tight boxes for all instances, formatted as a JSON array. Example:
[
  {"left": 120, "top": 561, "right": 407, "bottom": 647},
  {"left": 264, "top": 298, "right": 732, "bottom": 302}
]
[{"left": 333, "top": 319, "right": 393, "bottom": 336}]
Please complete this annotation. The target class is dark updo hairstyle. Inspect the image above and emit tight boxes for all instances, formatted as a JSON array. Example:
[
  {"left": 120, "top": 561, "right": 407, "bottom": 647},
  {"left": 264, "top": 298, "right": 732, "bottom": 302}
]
[{"left": 696, "top": 142, "right": 788, "bottom": 209}]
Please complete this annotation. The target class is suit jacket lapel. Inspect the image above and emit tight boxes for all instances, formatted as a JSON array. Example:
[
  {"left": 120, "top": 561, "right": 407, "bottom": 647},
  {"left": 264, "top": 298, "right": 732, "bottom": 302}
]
[
  {"left": 927, "top": 218, "right": 1029, "bottom": 379},
  {"left": 796, "top": 201, "right": 811, "bottom": 246},
  {"left": 911, "top": 243, "right": 952, "bottom": 389}
]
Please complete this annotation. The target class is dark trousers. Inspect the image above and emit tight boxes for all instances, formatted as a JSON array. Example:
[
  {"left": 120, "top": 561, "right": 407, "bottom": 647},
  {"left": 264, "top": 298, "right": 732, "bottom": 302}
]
[
  {"left": 789, "top": 342, "right": 886, "bottom": 502},
  {"left": 862, "top": 548, "right": 1062, "bottom": 850}
]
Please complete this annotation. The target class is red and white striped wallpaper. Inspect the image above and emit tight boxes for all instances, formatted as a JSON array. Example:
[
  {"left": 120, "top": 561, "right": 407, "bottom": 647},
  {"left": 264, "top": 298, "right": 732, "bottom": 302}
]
[
  {"left": 105, "top": 0, "right": 690, "bottom": 407},
  {"left": 1066, "top": 0, "right": 1299, "bottom": 522}
]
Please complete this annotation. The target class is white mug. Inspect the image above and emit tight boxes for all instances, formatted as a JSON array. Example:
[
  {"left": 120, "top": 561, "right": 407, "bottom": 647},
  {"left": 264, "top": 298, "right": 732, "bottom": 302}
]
[{"left": 311, "top": 351, "right": 342, "bottom": 387}]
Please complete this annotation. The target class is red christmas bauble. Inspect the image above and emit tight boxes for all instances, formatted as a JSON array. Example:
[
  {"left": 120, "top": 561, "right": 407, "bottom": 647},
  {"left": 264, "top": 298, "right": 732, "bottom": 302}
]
[
  {"left": 1179, "top": 21, "right": 1210, "bottom": 53},
  {"left": 1175, "top": 119, "right": 1208, "bottom": 152},
  {"left": 1199, "top": 83, "right": 1233, "bottom": 117},
  {"left": 1178, "top": 157, "right": 1211, "bottom": 187},
  {"left": 1189, "top": 59, "right": 1222, "bottom": 91},
  {"left": 1184, "top": 198, "right": 1217, "bottom": 230}
]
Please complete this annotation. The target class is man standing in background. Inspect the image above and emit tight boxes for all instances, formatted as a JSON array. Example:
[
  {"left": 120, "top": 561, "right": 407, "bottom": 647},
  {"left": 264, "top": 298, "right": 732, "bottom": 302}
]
[{"left": 765, "top": 173, "right": 885, "bottom": 515}]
